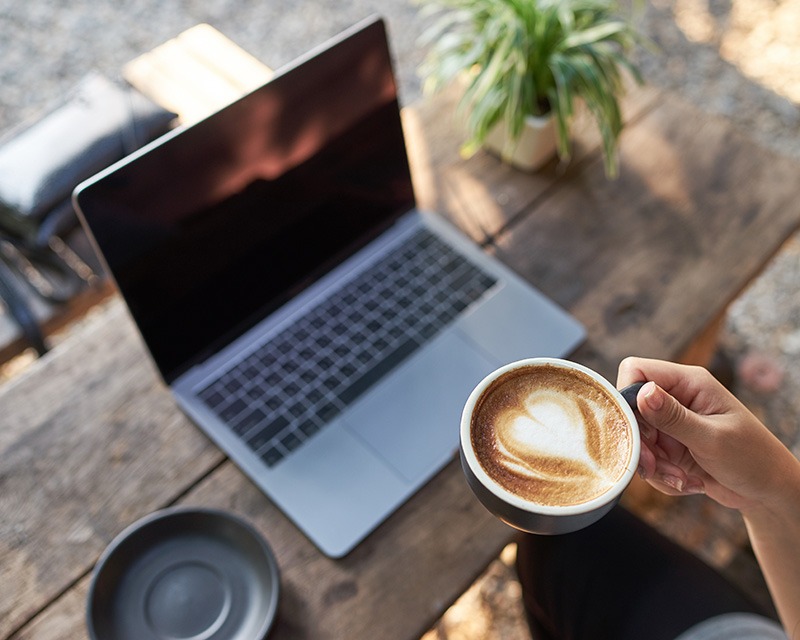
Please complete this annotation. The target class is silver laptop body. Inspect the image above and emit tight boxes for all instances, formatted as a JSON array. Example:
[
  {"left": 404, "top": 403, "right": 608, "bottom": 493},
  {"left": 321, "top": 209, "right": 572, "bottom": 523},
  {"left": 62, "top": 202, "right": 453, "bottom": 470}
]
[{"left": 74, "top": 16, "right": 585, "bottom": 557}]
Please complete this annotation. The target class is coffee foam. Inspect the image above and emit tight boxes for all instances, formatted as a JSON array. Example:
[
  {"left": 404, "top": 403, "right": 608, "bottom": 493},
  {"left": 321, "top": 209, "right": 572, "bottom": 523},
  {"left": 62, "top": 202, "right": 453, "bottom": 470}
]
[{"left": 471, "top": 365, "right": 632, "bottom": 507}]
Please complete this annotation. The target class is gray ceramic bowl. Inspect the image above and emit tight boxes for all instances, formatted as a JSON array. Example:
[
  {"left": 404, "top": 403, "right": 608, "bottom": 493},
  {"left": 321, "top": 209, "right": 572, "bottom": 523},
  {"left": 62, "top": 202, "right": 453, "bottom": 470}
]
[{"left": 87, "top": 507, "right": 280, "bottom": 640}]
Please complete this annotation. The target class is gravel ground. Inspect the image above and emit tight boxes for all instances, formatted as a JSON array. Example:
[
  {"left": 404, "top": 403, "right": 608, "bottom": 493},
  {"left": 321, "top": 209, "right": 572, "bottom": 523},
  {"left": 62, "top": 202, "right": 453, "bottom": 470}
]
[
  {"left": 1, "top": 1, "right": 798, "bottom": 638},
  {"left": 0, "top": 0, "right": 428, "bottom": 133}
]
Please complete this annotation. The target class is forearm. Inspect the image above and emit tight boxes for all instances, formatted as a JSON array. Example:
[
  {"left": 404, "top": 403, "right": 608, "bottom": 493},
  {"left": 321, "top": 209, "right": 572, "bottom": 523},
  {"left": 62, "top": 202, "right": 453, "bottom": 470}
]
[{"left": 742, "top": 455, "right": 800, "bottom": 638}]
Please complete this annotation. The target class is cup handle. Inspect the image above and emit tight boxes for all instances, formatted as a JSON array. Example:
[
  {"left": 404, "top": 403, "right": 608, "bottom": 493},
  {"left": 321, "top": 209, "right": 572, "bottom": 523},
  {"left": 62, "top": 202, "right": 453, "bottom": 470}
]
[{"left": 619, "top": 381, "right": 646, "bottom": 412}]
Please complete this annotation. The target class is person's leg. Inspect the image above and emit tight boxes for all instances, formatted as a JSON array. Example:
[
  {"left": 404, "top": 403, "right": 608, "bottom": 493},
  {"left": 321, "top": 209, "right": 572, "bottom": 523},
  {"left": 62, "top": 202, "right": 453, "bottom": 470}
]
[{"left": 515, "top": 506, "right": 767, "bottom": 640}]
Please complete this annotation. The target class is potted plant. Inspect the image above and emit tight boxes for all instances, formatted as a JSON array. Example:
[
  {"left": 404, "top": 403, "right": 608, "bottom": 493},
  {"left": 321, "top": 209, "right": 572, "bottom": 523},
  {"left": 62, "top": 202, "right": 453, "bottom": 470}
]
[{"left": 417, "top": 0, "right": 645, "bottom": 177}]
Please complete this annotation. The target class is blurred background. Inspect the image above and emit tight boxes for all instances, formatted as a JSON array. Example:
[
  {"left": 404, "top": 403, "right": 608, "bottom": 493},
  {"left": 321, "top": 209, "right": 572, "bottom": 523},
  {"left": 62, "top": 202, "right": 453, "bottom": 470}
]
[{"left": 1, "top": 1, "right": 798, "bottom": 638}]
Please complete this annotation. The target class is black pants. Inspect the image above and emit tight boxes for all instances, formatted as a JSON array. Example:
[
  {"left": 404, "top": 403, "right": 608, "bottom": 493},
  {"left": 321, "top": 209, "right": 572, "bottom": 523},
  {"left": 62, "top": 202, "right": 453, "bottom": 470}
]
[{"left": 515, "top": 507, "right": 771, "bottom": 640}]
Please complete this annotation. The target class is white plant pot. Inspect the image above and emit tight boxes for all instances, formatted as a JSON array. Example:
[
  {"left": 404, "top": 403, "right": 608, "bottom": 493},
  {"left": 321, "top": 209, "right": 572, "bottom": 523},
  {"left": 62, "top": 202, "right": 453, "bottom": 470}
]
[{"left": 483, "top": 113, "right": 557, "bottom": 172}]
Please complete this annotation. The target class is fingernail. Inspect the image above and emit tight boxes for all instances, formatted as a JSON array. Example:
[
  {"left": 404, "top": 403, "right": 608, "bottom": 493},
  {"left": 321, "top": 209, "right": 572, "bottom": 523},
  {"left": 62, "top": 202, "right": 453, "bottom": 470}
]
[
  {"left": 643, "top": 382, "right": 664, "bottom": 412},
  {"left": 659, "top": 474, "right": 684, "bottom": 492},
  {"left": 637, "top": 465, "right": 647, "bottom": 480},
  {"left": 684, "top": 481, "right": 705, "bottom": 495}
]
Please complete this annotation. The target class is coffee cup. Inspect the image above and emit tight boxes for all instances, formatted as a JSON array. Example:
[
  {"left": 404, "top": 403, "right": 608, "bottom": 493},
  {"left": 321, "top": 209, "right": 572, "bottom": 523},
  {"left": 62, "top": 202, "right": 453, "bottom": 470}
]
[{"left": 460, "top": 358, "right": 642, "bottom": 535}]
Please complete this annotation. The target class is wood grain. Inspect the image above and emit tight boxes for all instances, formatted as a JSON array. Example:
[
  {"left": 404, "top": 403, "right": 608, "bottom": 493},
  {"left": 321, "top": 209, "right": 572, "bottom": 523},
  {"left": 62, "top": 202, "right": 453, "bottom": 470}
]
[
  {"left": 6, "top": 26, "right": 800, "bottom": 640},
  {"left": 10, "top": 460, "right": 511, "bottom": 640},
  {"left": 406, "top": 82, "right": 661, "bottom": 245},
  {"left": 492, "top": 91, "right": 800, "bottom": 382},
  {"left": 122, "top": 23, "right": 274, "bottom": 125},
  {"left": 0, "top": 300, "right": 225, "bottom": 639}
]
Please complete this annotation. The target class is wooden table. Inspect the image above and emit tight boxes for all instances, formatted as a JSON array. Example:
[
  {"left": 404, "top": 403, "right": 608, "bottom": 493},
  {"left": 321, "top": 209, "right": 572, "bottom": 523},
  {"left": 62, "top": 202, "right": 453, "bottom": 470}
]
[{"left": 3, "top": 27, "right": 800, "bottom": 640}]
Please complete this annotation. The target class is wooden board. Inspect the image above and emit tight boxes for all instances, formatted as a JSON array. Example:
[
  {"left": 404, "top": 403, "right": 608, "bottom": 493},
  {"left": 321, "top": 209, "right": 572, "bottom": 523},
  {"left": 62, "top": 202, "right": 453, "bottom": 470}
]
[
  {"left": 0, "top": 300, "right": 510, "bottom": 639},
  {"left": 492, "top": 91, "right": 800, "bottom": 382},
  {"left": 13, "top": 459, "right": 511, "bottom": 640},
  {"left": 6, "top": 25, "right": 800, "bottom": 640},
  {"left": 122, "top": 23, "right": 274, "bottom": 125},
  {"left": 0, "top": 300, "right": 226, "bottom": 638},
  {"left": 406, "top": 81, "right": 661, "bottom": 245}
]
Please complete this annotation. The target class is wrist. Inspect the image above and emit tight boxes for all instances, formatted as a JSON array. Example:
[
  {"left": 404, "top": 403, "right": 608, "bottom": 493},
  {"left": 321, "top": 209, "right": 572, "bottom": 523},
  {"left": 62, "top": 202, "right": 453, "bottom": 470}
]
[{"left": 740, "top": 452, "right": 800, "bottom": 526}]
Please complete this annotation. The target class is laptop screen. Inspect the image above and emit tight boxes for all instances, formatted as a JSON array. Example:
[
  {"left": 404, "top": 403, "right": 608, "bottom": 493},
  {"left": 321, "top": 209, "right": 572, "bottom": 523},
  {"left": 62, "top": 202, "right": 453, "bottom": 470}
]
[{"left": 75, "top": 18, "right": 415, "bottom": 383}]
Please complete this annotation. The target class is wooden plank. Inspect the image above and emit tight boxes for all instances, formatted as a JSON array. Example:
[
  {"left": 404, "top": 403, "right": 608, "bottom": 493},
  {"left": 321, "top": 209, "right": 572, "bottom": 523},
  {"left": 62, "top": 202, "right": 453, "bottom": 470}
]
[
  {"left": 122, "top": 24, "right": 274, "bottom": 125},
  {"left": 125, "top": 39, "right": 245, "bottom": 121},
  {"left": 0, "top": 301, "right": 507, "bottom": 640},
  {"left": 0, "top": 299, "right": 225, "bottom": 639},
  {"left": 406, "top": 81, "right": 661, "bottom": 244},
  {"left": 678, "top": 310, "right": 728, "bottom": 367},
  {"left": 176, "top": 24, "right": 275, "bottom": 94},
  {"left": 11, "top": 461, "right": 511, "bottom": 640},
  {"left": 9, "top": 577, "right": 90, "bottom": 640},
  {"left": 495, "top": 91, "right": 800, "bottom": 383}
]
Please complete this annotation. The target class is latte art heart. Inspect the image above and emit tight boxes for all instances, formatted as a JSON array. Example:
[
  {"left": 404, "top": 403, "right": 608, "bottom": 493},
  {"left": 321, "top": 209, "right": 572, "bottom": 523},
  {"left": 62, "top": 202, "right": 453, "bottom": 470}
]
[
  {"left": 510, "top": 391, "right": 594, "bottom": 461},
  {"left": 495, "top": 389, "right": 614, "bottom": 490},
  {"left": 497, "top": 390, "right": 606, "bottom": 478},
  {"left": 471, "top": 365, "right": 632, "bottom": 507}
]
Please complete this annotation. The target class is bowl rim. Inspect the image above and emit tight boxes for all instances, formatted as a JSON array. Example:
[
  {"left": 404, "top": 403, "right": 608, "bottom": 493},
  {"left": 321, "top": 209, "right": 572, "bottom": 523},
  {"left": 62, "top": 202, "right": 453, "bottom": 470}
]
[{"left": 86, "top": 505, "right": 280, "bottom": 640}]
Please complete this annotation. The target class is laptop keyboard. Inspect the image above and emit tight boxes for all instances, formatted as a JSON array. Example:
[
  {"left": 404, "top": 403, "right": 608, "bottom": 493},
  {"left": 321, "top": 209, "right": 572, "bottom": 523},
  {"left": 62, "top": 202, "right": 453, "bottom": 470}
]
[{"left": 197, "top": 227, "right": 497, "bottom": 468}]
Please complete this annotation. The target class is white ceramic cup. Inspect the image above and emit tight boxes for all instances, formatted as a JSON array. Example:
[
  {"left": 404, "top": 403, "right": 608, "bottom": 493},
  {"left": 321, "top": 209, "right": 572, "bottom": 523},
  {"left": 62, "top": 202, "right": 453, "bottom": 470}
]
[{"left": 460, "top": 358, "right": 642, "bottom": 535}]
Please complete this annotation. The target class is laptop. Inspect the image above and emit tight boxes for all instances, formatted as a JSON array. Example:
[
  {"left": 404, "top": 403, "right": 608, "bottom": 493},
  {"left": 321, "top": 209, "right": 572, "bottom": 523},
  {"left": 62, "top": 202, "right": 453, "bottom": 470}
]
[{"left": 73, "top": 16, "right": 585, "bottom": 557}]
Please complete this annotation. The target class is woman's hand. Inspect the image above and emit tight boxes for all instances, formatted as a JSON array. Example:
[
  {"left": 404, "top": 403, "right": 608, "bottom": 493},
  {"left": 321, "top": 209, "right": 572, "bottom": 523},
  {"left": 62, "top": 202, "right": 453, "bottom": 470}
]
[
  {"left": 618, "top": 356, "right": 800, "bottom": 636},
  {"left": 617, "top": 356, "right": 798, "bottom": 515}
]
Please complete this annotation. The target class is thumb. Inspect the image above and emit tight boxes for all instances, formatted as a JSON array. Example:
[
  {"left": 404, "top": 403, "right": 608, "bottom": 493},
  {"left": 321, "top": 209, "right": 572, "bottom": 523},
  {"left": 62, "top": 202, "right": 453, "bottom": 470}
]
[{"left": 637, "top": 381, "right": 703, "bottom": 445}]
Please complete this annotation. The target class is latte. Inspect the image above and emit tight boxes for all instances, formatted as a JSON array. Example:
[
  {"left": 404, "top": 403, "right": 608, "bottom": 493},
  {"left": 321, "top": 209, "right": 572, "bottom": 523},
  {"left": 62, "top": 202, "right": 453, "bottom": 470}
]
[{"left": 470, "top": 364, "right": 633, "bottom": 507}]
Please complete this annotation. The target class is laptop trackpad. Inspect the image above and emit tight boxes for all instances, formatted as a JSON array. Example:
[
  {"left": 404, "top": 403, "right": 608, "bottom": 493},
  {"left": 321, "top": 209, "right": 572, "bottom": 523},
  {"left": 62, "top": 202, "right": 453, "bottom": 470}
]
[{"left": 344, "top": 331, "right": 497, "bottom": 483}]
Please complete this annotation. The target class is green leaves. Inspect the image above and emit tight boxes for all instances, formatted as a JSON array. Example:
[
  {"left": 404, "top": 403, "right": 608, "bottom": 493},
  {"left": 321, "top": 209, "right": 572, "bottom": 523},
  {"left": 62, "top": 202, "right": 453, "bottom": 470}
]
[{"left": 417, "top": 0, "right": 644, "bottom": 178}]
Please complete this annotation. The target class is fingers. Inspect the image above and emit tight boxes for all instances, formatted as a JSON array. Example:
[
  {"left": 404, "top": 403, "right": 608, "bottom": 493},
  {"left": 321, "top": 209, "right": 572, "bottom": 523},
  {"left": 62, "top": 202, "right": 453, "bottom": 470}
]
[
  {"left": 638, "top": 439, "right": 686, "bottom": 491},
  {"left": 618, "top": 356, "right": 693, "bottom": 393},
  {"left": 649, "top": 472, "right": 706, "bottom": 496},
  {"left": 636, "top": 381, "right": 717, "bottom": 449},
  {"left": 637, "top": 440, "right": 657, "bottom": 478},
  {"left": 619, "top": 356, "right": 780, "bottom": 507},
  {"left": 617, "top": 356, "right": 712, "bottom": 409},
  {"left": 638, "top": 381, "right": 684, "bottom": 429},
  {"left": 638, "top": 440, "right": 706, "bottom": 495}
]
